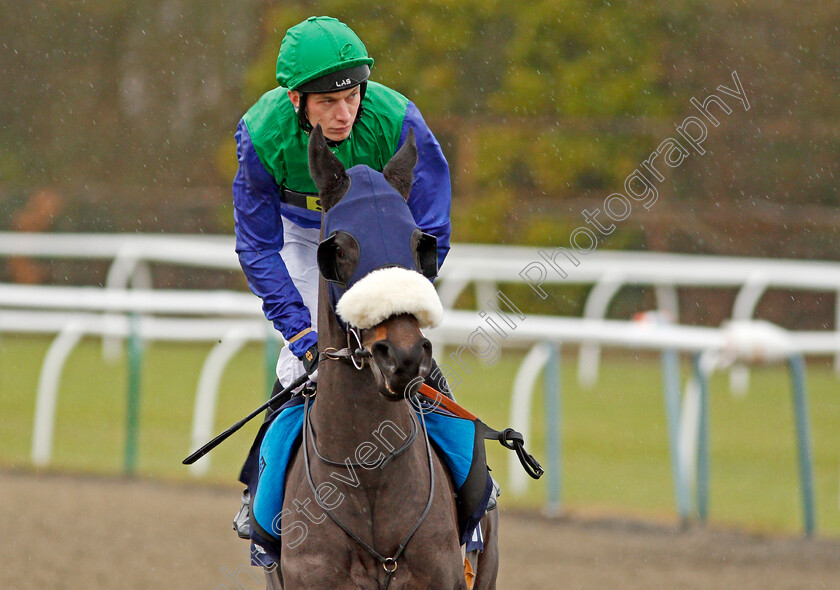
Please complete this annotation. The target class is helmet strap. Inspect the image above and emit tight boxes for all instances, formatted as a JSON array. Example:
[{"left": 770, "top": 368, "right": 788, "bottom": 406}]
[
  {"left": 355, "top": 81, "right": 367, "bottom": 124},
  {"left": 297, "top": 92, "right": 313, "bottom": 132}
]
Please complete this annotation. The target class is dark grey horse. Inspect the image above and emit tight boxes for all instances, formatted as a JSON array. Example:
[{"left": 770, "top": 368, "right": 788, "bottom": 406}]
[{"left": 265, "top": 125, "right": 498, "bottom": 589}]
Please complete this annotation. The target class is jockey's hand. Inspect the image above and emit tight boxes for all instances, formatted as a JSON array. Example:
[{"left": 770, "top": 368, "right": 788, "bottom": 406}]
[{"left": 299, "top": 343, "right": 320, "bottom": 382}]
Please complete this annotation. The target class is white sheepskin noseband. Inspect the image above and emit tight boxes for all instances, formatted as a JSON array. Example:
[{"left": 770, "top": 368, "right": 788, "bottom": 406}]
[{"left": 336, "top": 267, "right": 443, "bottom": 330}]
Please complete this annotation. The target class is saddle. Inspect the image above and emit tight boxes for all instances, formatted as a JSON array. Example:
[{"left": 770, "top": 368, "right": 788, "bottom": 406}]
[{"left": 244, "top": 390, "right": 492, "bottom": 565}]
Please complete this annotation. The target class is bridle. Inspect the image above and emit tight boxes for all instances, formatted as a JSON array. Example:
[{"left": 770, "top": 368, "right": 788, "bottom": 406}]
[
  {"left": 302, "top": 323, "right": 437, "bottom": 589},
  {"left": 322, "top": 325, "right": 374, "bottom": 370},
  {"left": 323, "top": 323, "right": 424, "bottom": 399}
]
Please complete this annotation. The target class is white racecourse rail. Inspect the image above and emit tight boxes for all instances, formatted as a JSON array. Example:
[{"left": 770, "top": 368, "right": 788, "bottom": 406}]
[
  {"left": 4, "top": 231, "right": 840, "bottom": 378},
  {"left": 1, "top": 232, "right": 839, "bottom": 523}
]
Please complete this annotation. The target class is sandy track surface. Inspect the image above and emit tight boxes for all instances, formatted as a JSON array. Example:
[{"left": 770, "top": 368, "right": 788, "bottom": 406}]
[{"left": 2, "top": 469, "right": 838, "bottom": 589}]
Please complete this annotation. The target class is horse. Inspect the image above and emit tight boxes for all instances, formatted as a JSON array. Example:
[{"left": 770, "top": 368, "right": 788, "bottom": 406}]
[{"left": 262, "top": 125, "right": 499, "bottom": 589}]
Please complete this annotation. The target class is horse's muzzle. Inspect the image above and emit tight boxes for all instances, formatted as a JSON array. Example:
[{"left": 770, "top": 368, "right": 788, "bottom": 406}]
[{"left": 369, "top": 335, "right": 433, "bottom": 400}]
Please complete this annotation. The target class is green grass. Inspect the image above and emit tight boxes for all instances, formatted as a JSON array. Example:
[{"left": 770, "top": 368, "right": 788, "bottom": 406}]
[{"left": 1, "top": 334, "right": 839, "bottom": 538}]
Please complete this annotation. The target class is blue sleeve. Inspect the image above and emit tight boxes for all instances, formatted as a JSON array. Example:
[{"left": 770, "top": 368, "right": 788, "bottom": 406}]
[
  {"left": 232, "top": 119, "right": 317, "bottom": 356},
  {"left": 398, "top": 102, "right": 452, "bottom": 271}
]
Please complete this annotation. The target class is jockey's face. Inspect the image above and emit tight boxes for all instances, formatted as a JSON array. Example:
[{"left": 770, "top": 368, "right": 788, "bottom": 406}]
[{"left": 288, "top": 86, "right": 361, "bottom": 142}]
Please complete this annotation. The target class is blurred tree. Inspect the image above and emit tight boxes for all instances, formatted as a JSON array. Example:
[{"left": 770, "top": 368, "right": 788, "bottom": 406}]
[
  {"left": 654, "top": 0, "right": 840, "bottom": 257},
  {"left": 1, "top": 0, "right": 263, "bottom": 231},
  {"left": 1, "top": 0, "right": 838, "bottom": 262},
  {"left": 2, "top": 0, "right": 839, "bottom": 325}
]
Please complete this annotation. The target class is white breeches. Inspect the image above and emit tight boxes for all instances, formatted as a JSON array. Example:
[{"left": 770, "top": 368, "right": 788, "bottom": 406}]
[{"left": 274, "top": 217, "right": 320, "bottom": 387}]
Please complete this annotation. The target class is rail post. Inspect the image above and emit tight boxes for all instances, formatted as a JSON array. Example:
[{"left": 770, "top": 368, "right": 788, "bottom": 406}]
[
  {"left": 662, "top": 346, "right": 690, "bottom": 525},
  {"left": 124, "top": 314, "right": 143, "bottom": 475},
  {"left": 692, "top": 353, "right": 711, "bottom": 522},
  {"left": 543, "top": 342, "right": 562, "bottom": 516},
  {"left": 788, "top": 354, "right": 816, "bottom": 536}
]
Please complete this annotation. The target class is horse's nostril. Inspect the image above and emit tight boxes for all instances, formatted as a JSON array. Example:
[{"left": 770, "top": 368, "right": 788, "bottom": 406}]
[
  {"left": 371, "top": 341, "right": 395, "bottom": 371},
  {"left": 418, "top": 338, "right": 433, "bottom": 378}
]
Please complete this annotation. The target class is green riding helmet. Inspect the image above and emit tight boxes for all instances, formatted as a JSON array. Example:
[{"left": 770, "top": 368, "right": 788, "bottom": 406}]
[{"left": 276, "top": 16, "right": 374, "bottom": 93}]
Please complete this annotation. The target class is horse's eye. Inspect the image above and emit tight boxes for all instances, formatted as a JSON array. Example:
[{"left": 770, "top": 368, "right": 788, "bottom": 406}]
[{"left": 317, "top": 231, "right": 358, "bottom": 286}]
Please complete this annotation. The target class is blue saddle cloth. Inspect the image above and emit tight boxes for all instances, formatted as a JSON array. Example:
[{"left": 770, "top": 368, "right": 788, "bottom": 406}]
[{"left": 246, "top": 396, "right": 492, "bottom": 565}]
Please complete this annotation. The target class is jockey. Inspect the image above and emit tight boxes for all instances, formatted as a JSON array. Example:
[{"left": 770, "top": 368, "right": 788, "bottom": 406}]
[
  {"left": 231, "top": 16, "right": 460, "bottom": 539},
  {"left": 234, "top": 16, "right": 451, "bottom": 392}
]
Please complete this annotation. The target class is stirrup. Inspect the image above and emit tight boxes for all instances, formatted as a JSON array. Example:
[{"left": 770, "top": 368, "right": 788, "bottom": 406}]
[
  {"left": 486, "top": 476, "right": 501, "bottom": 511},
  {"left": 232, "top": 488, "right": 251, "bottom": 540}
]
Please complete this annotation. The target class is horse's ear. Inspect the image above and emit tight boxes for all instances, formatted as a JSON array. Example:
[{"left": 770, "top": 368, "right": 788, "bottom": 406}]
[
  {"left": 308, "top": 124, "right": 350, "bottom": 212},
  {"left": 383, "top": 127, "right": 417, "bottom": 201}
]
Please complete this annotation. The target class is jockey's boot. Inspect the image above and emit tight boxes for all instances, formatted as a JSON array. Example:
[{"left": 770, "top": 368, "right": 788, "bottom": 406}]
[
  {"left": 486, "top": 476, "right": 501, "bottom": 511},
  {"left": 233, "top": 488, "right": 251, "bottom": 539},
  {"left": 233, "top": 379, "right": 313, "bottom": 540}
]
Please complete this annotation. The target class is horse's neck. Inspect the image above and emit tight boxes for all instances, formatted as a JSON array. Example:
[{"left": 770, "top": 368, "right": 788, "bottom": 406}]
[
  {"left": 312, "top": 284, "right": 414, "bottom": 460},
  {"left": 311, "top": 359, "right": 414, "bottom": 459}
]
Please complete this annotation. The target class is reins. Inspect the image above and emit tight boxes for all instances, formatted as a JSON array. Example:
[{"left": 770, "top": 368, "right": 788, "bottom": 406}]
[
  {"left": 305, "top": 397, "right": 419, "bottom": 469},
  {"left": 308, "top": 320, "right": 542, "bottom": 587},
  {"left": 300, "top": 389, "right": 436, "bottom": 590}
]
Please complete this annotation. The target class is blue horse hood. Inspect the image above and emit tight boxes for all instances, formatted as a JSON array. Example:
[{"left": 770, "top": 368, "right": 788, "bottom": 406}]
[
  {"left": 321, "top": 165, "right": 426, "bottom": 316},
  {"left": 325, "top": 165, "right": 420, "bottom": 284}
]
